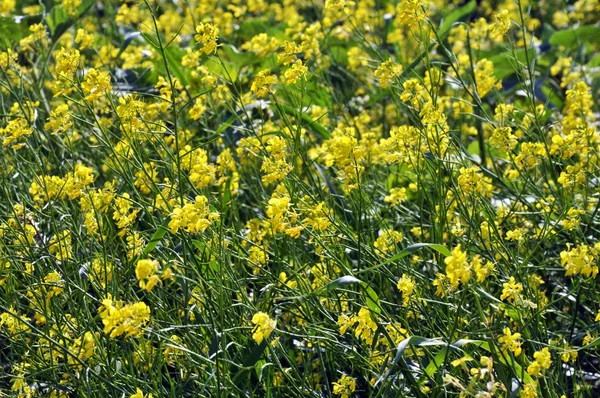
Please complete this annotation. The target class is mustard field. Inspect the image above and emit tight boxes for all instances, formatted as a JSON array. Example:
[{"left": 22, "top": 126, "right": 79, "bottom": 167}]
[{"left": 1, "top": 0, "right": 600, "bottom": 396}]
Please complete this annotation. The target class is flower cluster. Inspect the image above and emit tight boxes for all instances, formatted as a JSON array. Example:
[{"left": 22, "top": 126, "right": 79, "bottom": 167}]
[{"left": 1, "top": 0, "right": 600, "bottom": 396}]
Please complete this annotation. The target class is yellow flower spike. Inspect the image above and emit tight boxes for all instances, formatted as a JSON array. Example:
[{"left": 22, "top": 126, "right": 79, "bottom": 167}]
[
  {"left": 251, "top": 312, "right": 276, "bottom": 344},
  {"left": 332, "top": 374, "right": 356, "bottom": 398},
  {"left": 397, "top": 274, "right": 415, "bottom": 306},
  {"left": 251, "top": 70, "right": 277, "bottom": 97},
  {"left": 82, "top": 68, "right": 112, "bottom": 102},
  {"left": 374, "top": 60, "right": 402, "bottom": 89},
  {"left": 527, "top": 347, "right": 551, "bottom": 377},
  {"left": 136, "top": 259, "right": 161, "bottom": 292},
  {"left": 284, "top": 59, "right": 308, "bottom": 85},
  {"left": 498, "top": 327, "right": 522, "bottom": 357},
  {"left": 443, "top": 244, "right": 472, "bottom": 289},
  {"left": 396, "top": 0, "right": 428, "bottom": 26},
  {"left": 54, "top": 47, "right": 80, "bottom": 80},
  {"left": 130, "top": 388, "right": 152, "bottom": 398},
  {"left": 489, "top": 9, "right": 511, "bottom": 40},
  {"left": 194, "top": 23, "right": 219, "bottom": 55},
  {"left": 98, "top": 295, "right": 150, "bottom": 339}
]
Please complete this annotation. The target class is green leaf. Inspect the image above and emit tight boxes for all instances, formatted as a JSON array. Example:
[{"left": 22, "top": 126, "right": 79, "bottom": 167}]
[
  {"left": 438, "top": 0, "right": 476, "bottom": 39},
  {"left": 45, "top": 0, "right": 95, "bottom": 42},
  {"left": 232, "top": 340, "right": 268, "bottom": 388},
  {"left": 356, "top": 243, "right": 451, "bottom": 275},
  {"left": 374, "top": 336, "right": 446, "bottom": 387},
  {"left": 45, "top": 6, "right": 68, "bottom": 37},
  {"left": 220, "top": 44, "right": 262, "bottom": 67},
  {"left": 191, "top": 240, "right": 206, "bottom": 253},
  {"left": 277, "top": 104, "right": 331, "bottom": 139},
  {"left": 237, "top": 19, "right": 286, "bottom": 41},
  {"left": 141, "top": 219, "right": 169, "bottom": 257},
  {"left": 467, "top": 140, "right": 480, "bottom": 156},
  {"left": 549, "top": 25, "right": 600, "bottom": 48},
  {"left": 0, "top": 17, "right": 29, "bottom": 48},
  {"left": 587, "top": 53, "right": 600, "bottom": 68},
  {"left": 487, "top": 48, "right": 537, "bottom": 80},
  {"left": 313, "top": 276, "right": 381, "bottom": 314},
  {"left": 205, "top": 56, "right": 239, "bottom": 83},
  {"left": 329, "top": 46, "right": 349, "bottom": 66},
  {"left": 163, "top": 46, "right": 189, "bottom": 87},
  {"left": 363, "top": 285, "right": 381, "bottom": 314},
  {"left": 421, "top": 339, "right": 485, "bottom": 381},
  {"left": 316, "top": 275, "right": 361, "bottom": 293},
  {"left": 541, "top": 83, "right": 563, "bottom": 109}
]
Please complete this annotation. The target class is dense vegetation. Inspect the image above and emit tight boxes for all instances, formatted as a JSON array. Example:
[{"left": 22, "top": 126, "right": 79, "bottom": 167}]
[{"left": 1, "top": 0, "right": 600, "bottom": 396}]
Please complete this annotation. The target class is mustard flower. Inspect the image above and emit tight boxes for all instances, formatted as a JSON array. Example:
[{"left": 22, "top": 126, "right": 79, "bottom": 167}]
[
  {"left": 527, "top": 348, "right": 551, "bottom": 377},
  {"left": 251, "top": 70, "right": 277, "bottom": 97},
  {"left": 498, "top": 327, "right": 522, "bottom": 356},
  {"left": 489, "top": 9, "right": 511, "bottom": 40},
  {"left": 284, "top": 59, "right": 308, "bottom": 85},
  {"left": 194, "top": 23, "right": 219, "bottom": 55},
  {"left": 332, "top": 374, "right": 356, "bottom": 398},
  {"left": 251, "top": 312, "right": 276, "bottom": 344},
  {"left": 98, "top": 295, "right": 151, "bottom": 338}
]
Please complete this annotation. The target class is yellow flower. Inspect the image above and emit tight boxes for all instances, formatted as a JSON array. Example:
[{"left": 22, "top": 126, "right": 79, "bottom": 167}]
[
  {"left": 20, "top": 23, "right": 48, "bottom": 51},
  {"left": 451, "top": 355, "right": 473, "bottom": 367},
  {"left": 0, "top": 0, "right": 16, "bottom": 15},
  {"left": 61, "top": 0, "right": 81, "bottom": 16},
  {"left": 251, "top": 70, "right": 277, "bottom": 97},
  {"left": 133, "top": 162, "right": 159, "bottom": 195},
  {"left": 498, "top": 327, "right": 522, "bottom": 356},
  {"left": 384, "top": 187, "right": 407, "bottom": 206},
  {"left": 560, "top": 244, "right": 598, "bottom": 278},
  {"left": 251, "top": 312, "right": 276, "bottom": 344},
  {"left": 278, "top": 40, "right": 302, "bottom": 65},
  {"left": 242, "top": 33, "right": 279, "bottom": 58},
  {"left": 0, "top": 307, "right": 30, "bottom": 336},
  {"left": 443, "top": 244, "right": 471, "bottom": 289},
  {"left": 332, "top": 374, "right": 356, "bottom": 398},
  {"left": 374, "top": 229, "right": 403, "bottom": 254},
  {"left": 500, "top": 277, "right": 523, "bottom": 303},
  {"left": 396, "top": 0, "right": 427, "bottom": 26},
  {"left": 136, "top": 259, "right": 161, "bottom": 292},
  {"left": 490, "top": 126, "right": 517, "bottom": 152},
  {"left": 113, "top": 193, "right": 140, "bottom": 236},
  {"left": 194, "top": 23, "right": 219, "bottom": 55},
  {"left": 82, "top": 68, "right": 112, "bottom": 102},
  {"left": 1, "top": 118, "right": 33, "bottom": 150},
  {"left": 284, "top": 59, "right": 308, "bottom": 85},
  {"left": 55, "top": 47, "right": 80, "bottom": 80},
  {"left": 473, "top": 258, "right": 495, "bottom": 283},
  {"left": 374, "top": 60, "right": 402, "bottom": 88},
  {"left": 473, "top": 59, "right": 501, "bottom": 97},
  {"left": 130, "top": 388, "right": 153, "bottom": 398},
  {"left": 49, "top": 231, "right": 73, "bottom": 262},
  {"left": 98, "top": 295, "right": 151, "bottom": 338},
  {"left": 45, "top": 104, "right": 72, "bottom": 134},
  {"left": 519, "top": 382, "right": 538, "bottom": 398},
  {"left": 397, "top": 274, "right": 415, "bottom": 306},
  {"left": 527, "top": 347, "right": 551, "bottom": 377},
  {"left": 68, "top": 332, "right": 97, "bottom": 365},
  {"left": 169, "top": 195, "right": 218, "bottom": 234},
  {"left": 261, "top": 136, "right": 292, "bottom": 185},
  {"left": 75, "top": 28, "right": 94, "bottom": 49},
  {"left": 457, "top": 166, "right": 493, "bottom": 198},
  {"left": 490, "top": 9, "right": 511, "bottom": 40},
  {"left": 560, "top": 342, "right": 577, "bottom": 363},
  {"left": 337, "top": 307, "right": 377, "bottom": 344}
]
